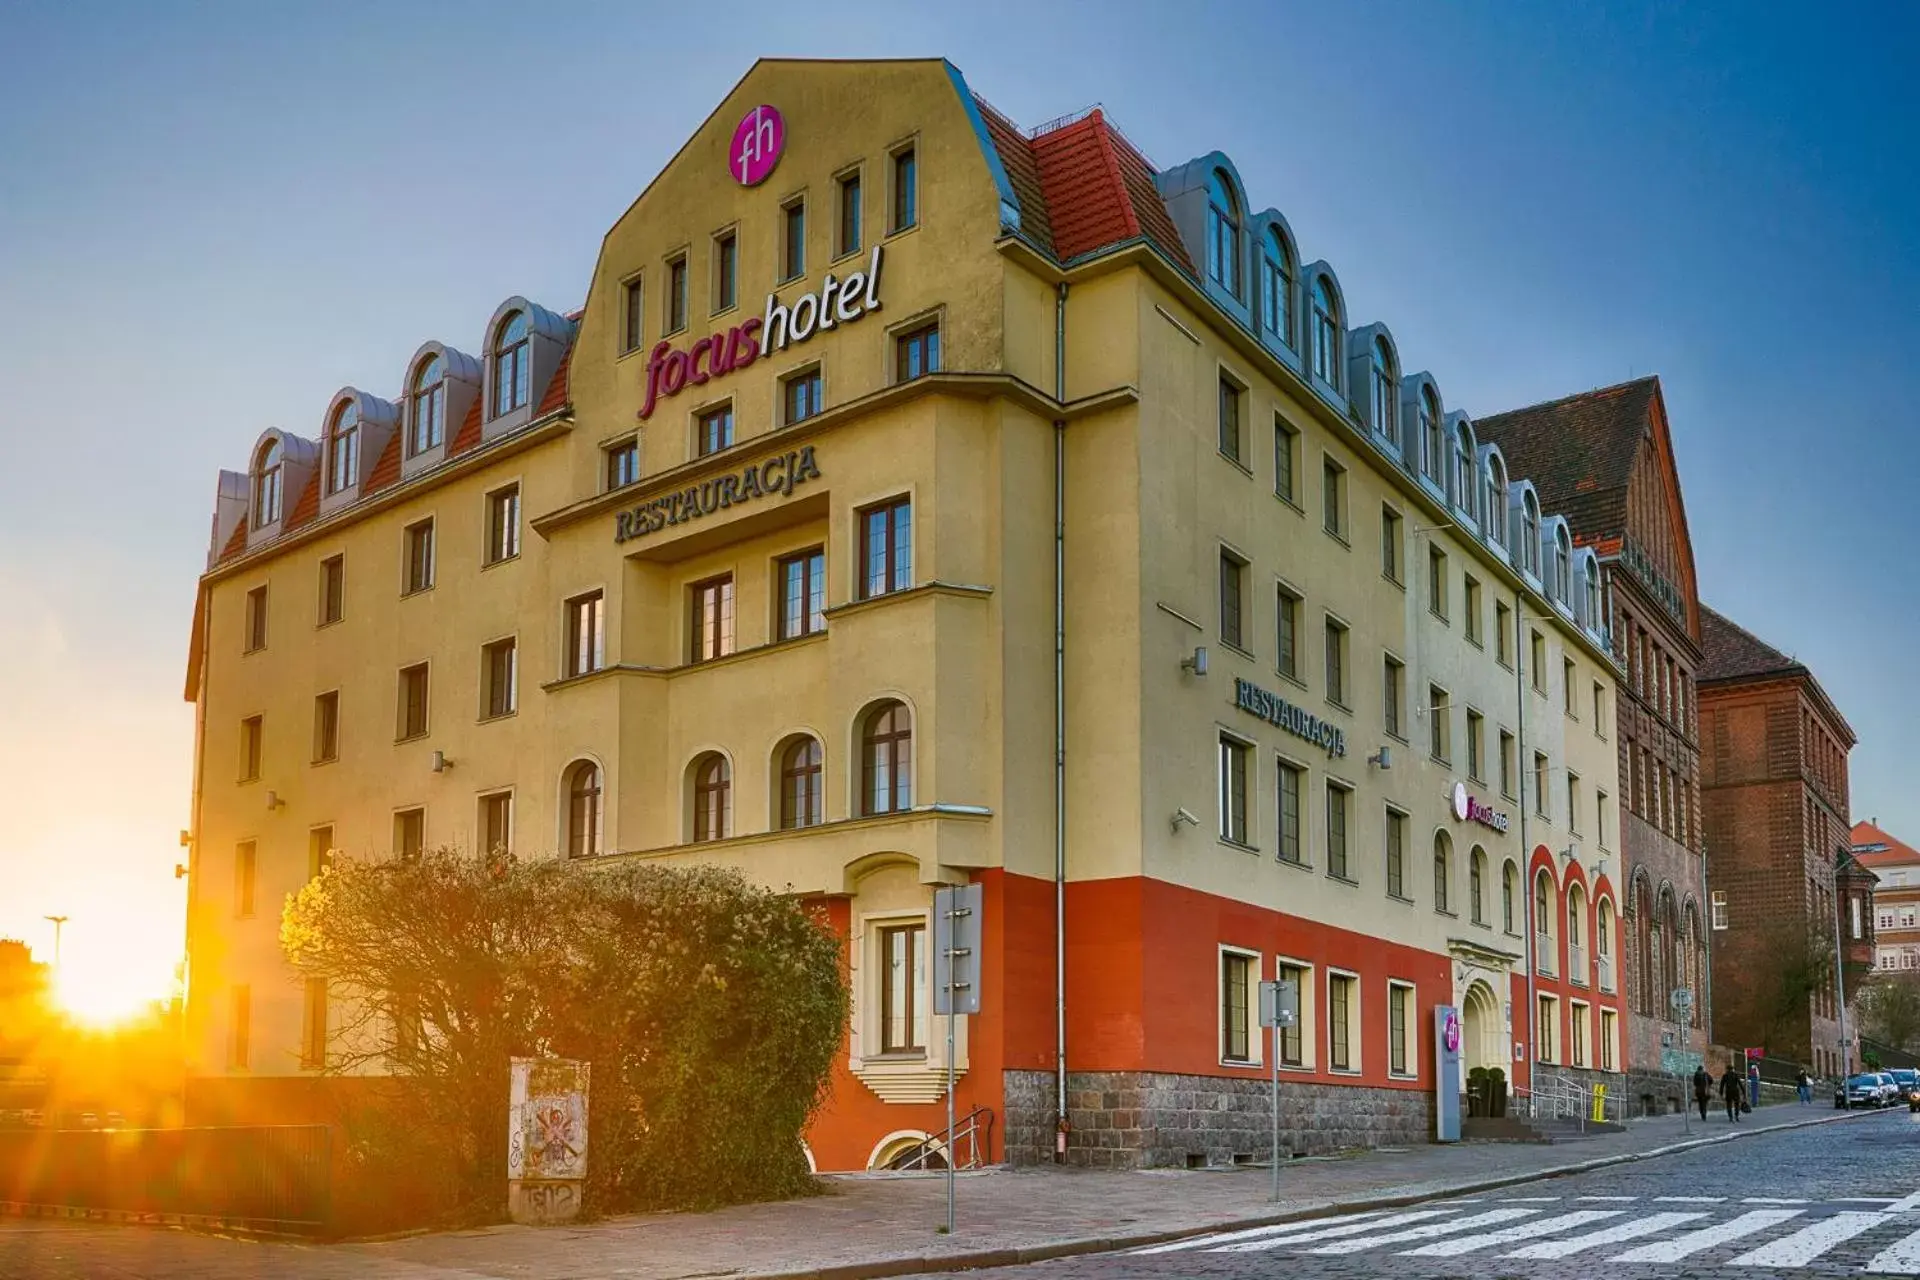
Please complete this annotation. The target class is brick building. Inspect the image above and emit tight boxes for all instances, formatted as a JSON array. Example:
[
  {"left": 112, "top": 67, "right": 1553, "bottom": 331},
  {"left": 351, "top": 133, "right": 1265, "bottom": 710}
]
[
  {"left": 1854, "top": 821, "right": 1920, "bottom": 974},
  {"left": 1477, "top": 377, "right": 1709, "bottom": 1105},
  {"left": 1698, "top": 605, "right": 1865, "bottom": 1076}
]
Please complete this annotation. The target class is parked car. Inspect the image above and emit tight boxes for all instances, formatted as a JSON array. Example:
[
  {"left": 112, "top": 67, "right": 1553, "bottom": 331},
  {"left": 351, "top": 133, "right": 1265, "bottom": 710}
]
[
  {"left": 1888, "top": 1069, "right": 1920, "bottom": 1102},
  {"left": 1839, "top": 1073, "right": 1894, "bottom": 1108}
]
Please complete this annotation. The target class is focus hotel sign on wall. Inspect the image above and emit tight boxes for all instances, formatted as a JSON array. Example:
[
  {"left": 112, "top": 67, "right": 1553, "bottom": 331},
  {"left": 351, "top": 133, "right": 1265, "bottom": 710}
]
[
  {"left": 1233, "top": 678, "right": 1346, "bottom": 758},
  {"left": 1450, "top": 781, "right": 1511, "bottom": 835}
]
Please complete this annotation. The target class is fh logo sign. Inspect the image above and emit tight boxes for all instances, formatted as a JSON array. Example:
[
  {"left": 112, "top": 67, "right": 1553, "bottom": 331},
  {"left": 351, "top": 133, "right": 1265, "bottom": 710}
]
[{"left": 730, "top": 105, "right": 784, "bottom": 187}]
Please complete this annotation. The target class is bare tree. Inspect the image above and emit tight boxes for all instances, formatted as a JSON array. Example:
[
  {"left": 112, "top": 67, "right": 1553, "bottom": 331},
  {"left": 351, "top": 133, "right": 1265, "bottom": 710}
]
[{"left": 1860, "top": 973, "right": 1920, "bottom": 1055}]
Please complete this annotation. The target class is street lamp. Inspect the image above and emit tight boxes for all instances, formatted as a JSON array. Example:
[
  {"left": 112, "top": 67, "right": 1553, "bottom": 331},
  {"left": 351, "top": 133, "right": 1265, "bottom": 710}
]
[{"left": 43, "top": 915, "right": 68, "bottom": 968}]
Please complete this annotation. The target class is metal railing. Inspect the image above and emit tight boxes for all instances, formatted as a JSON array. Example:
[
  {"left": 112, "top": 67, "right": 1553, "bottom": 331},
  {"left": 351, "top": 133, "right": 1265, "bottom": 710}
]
[
  {"left": 886, "top": 1107, "right": 995, "bottom": 1172},
  {"left": 1568, "top": 943, "right": 1588, "bottom": 986},
  {"left": 1511, "top": 1077, "right": 1627, "bottom": 1132},
  {"left": 1597, "top": 956, "right": 1616, "bottom": 993}
]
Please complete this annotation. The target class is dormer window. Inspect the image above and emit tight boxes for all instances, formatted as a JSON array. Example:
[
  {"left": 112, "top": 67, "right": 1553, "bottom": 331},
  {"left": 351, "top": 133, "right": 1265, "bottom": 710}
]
[
  {"left": 1522, "top": 491, "right": 1541, "bottom": 577},
  {"left": 1311, "top": 276, "right": 1340, "bottom": 387},
  {"left": 252, "top": 439, "right": 283, "bottom": 529},
  {"left": 1554, "top": 526, "right": 1573, "bottom": 602},
  {"left": 1261, "top": 228, "right": 1293, "bottom": 347},
  {"left": 1452, "top": 424, "right": 1473, "bottom": 515},
  {"left": 1420, "top": 388, "right": 1443, "bottom": 486},
  {"left": 1585, "top": 558, "right": 1602, "bottom": 627},
  {"left": 411, "top": 355, "right": 446, "bottom": 456},
  {"left": 494, "top": 312, "right": 530, "bottom": 416},
  {"left": 1370, "top": 338, "right": 1396, "bottom": 445},
  {"left": 325, "top": 403, "right": 359, "bottom": 496},
  {"left": 1206, "top": 170, "right": 1242, "bottom": 299},
  {"left": 1486, "top": 456, "right": 1509, "bottom": 545}
]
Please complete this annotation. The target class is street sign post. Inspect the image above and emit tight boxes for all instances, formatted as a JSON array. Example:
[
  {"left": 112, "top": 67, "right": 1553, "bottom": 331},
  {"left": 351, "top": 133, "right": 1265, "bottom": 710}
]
[
  {"left": 933, "top": 883, "right": 982, "bottom": 1234},
  {"left": 1670, "top": 989, "right": 1695, "bottom": 1132},
  {"left": 1258, "top": 979, "right": 1298, "bottom": 1201}
]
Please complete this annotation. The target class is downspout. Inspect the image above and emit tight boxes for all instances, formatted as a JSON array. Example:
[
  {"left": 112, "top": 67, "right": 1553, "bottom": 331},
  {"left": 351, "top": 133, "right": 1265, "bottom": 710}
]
[
  {"left": 1516, "top": 590, "right": 1536, "bottom": 1090},
  {"left": 1053, "top": 280, "right": 1070, "bottom": 1159},
  {"left": 1700, "top": 841, "right": 1714, "bottom": 1051}
]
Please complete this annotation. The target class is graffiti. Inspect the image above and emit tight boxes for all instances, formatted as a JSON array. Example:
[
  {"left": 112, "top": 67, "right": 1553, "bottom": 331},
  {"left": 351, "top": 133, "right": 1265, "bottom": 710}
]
[
  {"left": 524, "top": 1103, "right": 582, "bottom": 1178},
  {"left": 508, "top": 1179, "right": 578, "bottom": 1224}
]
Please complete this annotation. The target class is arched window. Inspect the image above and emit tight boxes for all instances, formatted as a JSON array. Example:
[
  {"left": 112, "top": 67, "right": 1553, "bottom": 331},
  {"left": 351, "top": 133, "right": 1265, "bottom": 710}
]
[
  {"left": 1554, "top": 526, "right": 1573, "bottom": 602},
  {"left": 252, "top": 438, "right": 283, "bottom": 528},
  {"left": 1433, "top": 831, "right": 1452, "bottom": 914},
  {"left": 1371, "top": 337, "right": 1396, "bottom": 444},
  {"left": 1687, "top": 904, "right": 1706, "bottom": 1026},
  {"left": 861, "top": 701, "right": 912, "bottom": 816},
  {"left": 1633, "top": 874, "right": 1655, "bottom": 1015},
  {"left": 1310, "top": 276, "right": 1340, "bottom": 387},
  {"left": 1522, "top": 491, "right": 1541, "bottom": 576},
  {"left": 1503, "top": 860, "right": 1518, "bottom": 933},
  {"left": 1534, "top": 869, "right": 1554, "bottom": 942},
  {"left": 565, "top": 760, "right": 602, "bottom": 858},
  {"left": 1597, "top": 897, "right": 1614, "bottom": 963},
  {"left": 1486, "top": 455, "right": 1509, "bottom": 545},
  {"left": 1585, "top": 559, "right": 1602, "bottom": 629},
  {"left": 778, "top": 736, "right": 823, "bottom": 830},
  {"left": 1470, "top": 847, "right": 1487, "bottom": 925},
  {"left": 1421, "top": 388, "right": 1443, "bottom": 486},
  {"left": 1205, "top": 170, "right": 1241, "bottom": 298},
  {"left": 1261, "top": 227, "right": 1292, "bottom": 346},
  {"left": 1567, "top": 883, "right": 1586, "bottom": 955},
  {"left": 692, "top": 753, "right": 731, "bottom": 841},
  {"left": 1452, "top": 425, "right": 1474, "bottom": 516},
  {"left": 494, "top": 311, "right": 531, "bottom": 415},
  {"left": 1659, "top": 888, "right": 1681, "bottom": 1002},
  {"left": 411, "top": 354, "right": 446, "bottom": 455},
  {"left": 326, "top": 403, "right": 359, "bottom": 496}
]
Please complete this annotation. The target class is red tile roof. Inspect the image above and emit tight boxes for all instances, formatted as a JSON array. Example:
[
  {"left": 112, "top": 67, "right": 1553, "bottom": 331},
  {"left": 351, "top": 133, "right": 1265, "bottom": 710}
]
[
  {"left": 215, "top": 516, "right": 248, "bottom": 565},
  {"left": 283, "top": 471, "right": 320, "bottom": 532},
  {"left": 364, "top": 422, "right": 404, "bottom": 494},
  {"left": 447, "top": 392, "right": 484, "bottom": 458},
  {"left": 1474, "top": 377, "right": 1659, "bottom": 545},
  {"left": 974, "top": 100, "right": 1055, "bottom": 257},
  {"left": 1853, "top": 821, "right": 1920, "bottom": 869},
  {"left": 1698, "top": 603, "right": 1801, "bottom": 683},
  {"left": 534, "top": 345, "right": 572, "bottom": 418}
]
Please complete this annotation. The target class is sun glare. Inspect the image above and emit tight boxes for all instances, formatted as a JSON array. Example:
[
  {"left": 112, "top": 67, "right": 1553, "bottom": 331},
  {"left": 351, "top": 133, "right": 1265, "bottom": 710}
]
[{"left": 55, "top": 960, "right": 168, "bottom": 1028}]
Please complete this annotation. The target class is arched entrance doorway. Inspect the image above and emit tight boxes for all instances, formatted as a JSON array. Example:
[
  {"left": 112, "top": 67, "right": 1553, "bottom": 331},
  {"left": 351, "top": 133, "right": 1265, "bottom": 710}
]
[{"left": 1461, "top": 980, "right": 1503, "bottom": 1075}]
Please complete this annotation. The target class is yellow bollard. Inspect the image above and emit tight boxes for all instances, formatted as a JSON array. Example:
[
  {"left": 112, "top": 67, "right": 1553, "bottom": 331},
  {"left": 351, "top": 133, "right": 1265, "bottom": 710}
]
[{"left": 1590, "top": 1084, "right": 1608, "bottom": 1122}]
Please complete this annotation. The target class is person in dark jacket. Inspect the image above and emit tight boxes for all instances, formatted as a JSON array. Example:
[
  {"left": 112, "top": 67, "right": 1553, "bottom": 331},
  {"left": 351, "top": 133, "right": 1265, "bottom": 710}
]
[
  {"left": 1692, "top": 1065, "right": 1713, "bottom": 1121},
  {"left": 1720, "top": 1066, "right": 1745, "bottom": 1121}
]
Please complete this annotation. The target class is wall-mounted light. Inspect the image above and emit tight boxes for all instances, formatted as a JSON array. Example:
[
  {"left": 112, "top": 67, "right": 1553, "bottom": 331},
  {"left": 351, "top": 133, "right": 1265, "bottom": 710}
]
[
  {"left": 265, "top": 790, "right": 285, "bottom": 811},
  {"left": 431, "top": 750, "right": 454, "bottom": 774},
  {"left": 1170, "top": 807, "right": 1200, "bottom": 834},
  {"left": 1180, "top": 646, "right": 1208, "bottom": 677},
  {"left": 173, "top": 863, "right": 189, "bottom": 880},
  {"left": 1367, "top": 746, "right": 1393, "bottom": 770},
  {"left": 178, "top": 829, "right": 192, "bottom": 848},
  {"left": 1560, "top": 843, "right": 1581, "bottom": 865}
]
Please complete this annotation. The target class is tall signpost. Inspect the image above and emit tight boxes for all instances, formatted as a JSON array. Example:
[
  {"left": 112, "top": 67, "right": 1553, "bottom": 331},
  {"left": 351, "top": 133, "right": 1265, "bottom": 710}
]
[
  {"left": 933, "top": 883, "right": 982, "bottom": 1235},
  {"left": 1671, "top": 988, "right": 1694, "bottom": 1132},
  {"left": 1258, "top": 978, "right": 1299, "bottom": 1201},
  {"left": 1434, "top": 1006, "right": 1463, "bottom": 1142}
]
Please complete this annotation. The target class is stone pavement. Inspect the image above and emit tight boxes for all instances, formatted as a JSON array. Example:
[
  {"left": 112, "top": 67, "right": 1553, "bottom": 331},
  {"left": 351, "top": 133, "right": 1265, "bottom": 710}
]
[{"left": 0, "top": 1101, "right": 1866, "bottom": 1280}]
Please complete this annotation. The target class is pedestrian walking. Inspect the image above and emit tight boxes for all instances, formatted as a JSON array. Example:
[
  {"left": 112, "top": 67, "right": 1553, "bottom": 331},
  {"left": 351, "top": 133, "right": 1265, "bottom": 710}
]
[
  {"left": 1720, "top": 1065, "right": 1745, "bottom": 1122},
  {"left": 1796, "top": 1067, "right": 1812, "bottom": 1105},
  {"left": 1749, "top": 1062, "right": 1762, "bottom": 1110},
  {"left": 1692, "top": 1065, "right": 1713, "bottom": 1122}
]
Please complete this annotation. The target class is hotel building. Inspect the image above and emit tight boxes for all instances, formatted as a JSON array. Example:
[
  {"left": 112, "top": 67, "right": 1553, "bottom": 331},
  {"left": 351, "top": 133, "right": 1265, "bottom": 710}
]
[
  {"left": 1855, "top": 821, "right": 1920, "bottom": 976},
  {"left": 181, "top": 58, "right": 1622, "bottom": 1169}
]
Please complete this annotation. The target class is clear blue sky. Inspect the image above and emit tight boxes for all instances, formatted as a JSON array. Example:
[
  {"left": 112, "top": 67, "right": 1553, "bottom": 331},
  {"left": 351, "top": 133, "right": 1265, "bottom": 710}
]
[{"left": 2, "top": 1, "right": 1916, "bottom": 975}]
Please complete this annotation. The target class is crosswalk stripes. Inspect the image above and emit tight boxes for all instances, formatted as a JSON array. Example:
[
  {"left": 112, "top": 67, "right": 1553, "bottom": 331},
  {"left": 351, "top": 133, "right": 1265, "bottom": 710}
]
[
  {"left": 1128, "top": 1209, "right": 1395, "bottom": 1255},
  {"left": 1301, "top": 1208, "right": 1540, "bottom": 1255},
  {"left": 1726, "top": 1211, "right": 1888, "bottom": 1267},
  {"left": 1864, "top": 1224, "right": 1920, "bottom": 1273},
  {"left": 1608, "top": 1209, "right": 1805, "bottom": 1262},
  {"left": 1206, "top": 1209, "right": 1459, "bottom": 1254},
  {"left": 1503, "top": 1211, "right": 1710, "bottom": 1259},
  {"left": 1399, "top": 1209, "right": 1623, "bottom": 1257}
]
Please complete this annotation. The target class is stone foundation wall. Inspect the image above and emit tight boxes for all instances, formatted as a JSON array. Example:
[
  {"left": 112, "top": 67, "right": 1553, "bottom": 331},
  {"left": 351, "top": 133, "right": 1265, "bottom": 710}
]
[{"left": 1002, "top": 1070, "right": 1433, "bottom": 1169}]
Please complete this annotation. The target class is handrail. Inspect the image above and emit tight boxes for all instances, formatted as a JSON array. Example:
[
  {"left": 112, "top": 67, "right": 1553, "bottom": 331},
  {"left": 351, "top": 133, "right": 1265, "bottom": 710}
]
[{"left": 887, "top": 1106, "right": 996, "bottom": 1172}]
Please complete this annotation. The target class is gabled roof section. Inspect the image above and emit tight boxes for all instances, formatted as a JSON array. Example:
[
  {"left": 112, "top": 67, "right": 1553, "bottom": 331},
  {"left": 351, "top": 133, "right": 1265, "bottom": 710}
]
[
  {"left": 1699, "top": 603, "right": 1799, "bottom": 682},
  {"left": 214, "top": 516, "right": 248, "bottom": 566},
  {"left": 1853, "top": 820, "right": 1920, "bottom": 869},
  {"left": 447, "top": 393, "right": 485, "bottom": 458},
  {"left": 973, "top": 99, "right": 1054, "bottom": 257},
  {"left": 364, "top": 423, "right": 404, "bottom": 495},
  {"left": 283, "top": 472, "right": 321, "bottom": 532},
  {"left": 533, "top": 344, "right": 573, "bottom": 418},
  {"left": 1474, "top": 377, "right": 1658, "bottom": 545}
]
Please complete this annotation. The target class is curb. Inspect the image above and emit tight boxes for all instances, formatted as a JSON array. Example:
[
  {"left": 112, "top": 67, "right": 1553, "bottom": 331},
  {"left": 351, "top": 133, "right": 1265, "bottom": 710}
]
[{"left": 748, "top": 1108, "right": 1877, "bottom": 1280}]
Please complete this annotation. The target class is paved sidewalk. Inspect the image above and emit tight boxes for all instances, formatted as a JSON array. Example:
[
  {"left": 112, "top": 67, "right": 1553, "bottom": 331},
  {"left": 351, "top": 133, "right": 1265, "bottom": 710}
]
[{"left": 0, "top": 1102, "right": 1869, "bottom": 1280}]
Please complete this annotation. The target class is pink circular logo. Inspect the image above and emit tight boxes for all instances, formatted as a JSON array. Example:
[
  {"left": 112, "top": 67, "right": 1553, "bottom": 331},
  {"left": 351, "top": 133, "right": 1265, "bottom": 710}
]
[
  {"left": 1443, "top": 1009, "right": 1461, "bottom": 1053},
  {"left": 730, "top": 105, "right": 785, "bottom": 187}
]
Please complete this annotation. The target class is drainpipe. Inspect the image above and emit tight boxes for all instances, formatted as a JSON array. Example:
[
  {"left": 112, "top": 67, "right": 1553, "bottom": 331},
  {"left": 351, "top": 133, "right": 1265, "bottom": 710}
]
[
  {"left": 1053, "top": 280, "right": 1070, "bottom": 1160},
  {"left": 1516, "top": 590, "right": 1536, "bottom": 1093},
  {"left": 1700, "top": 841, "right": 1713, "bottom": 1051}
]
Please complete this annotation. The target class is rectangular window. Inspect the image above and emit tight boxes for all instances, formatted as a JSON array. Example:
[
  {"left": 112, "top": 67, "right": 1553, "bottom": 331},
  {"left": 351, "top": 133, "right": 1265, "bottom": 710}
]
[
  {"left": 890, "top": 145, "right": 917, "bottom": 231},
  {"left": 689, "top": 575, "right": 736, "bottom": 663},
  {"left": 397, "top": 663, "right": 429, "bottom": 740},
  {"left": 480, "top": 791, "right": 512, "bottom": 856},
  {"left": 1325, "top": 618, "right": 1347, "bottom": 705},
  {"left": 1389, "top": 982, "right": 1412, "bottom": 1076},
  {"left": 1275, "top": 587, "right": 1300, "bottom": 681},
  {"left": 1218, "top": 735, "right": 1250, "bottom": 845},
  {"left": 312, "top": 690, "right": 338, "bottom": 763},
  {"left": 1597, "top": 788, "right": 1610, "bottom": 848},
  {"left": 403, "top": 519, "right": 435, "bottom": 595},
  {"left": 1380, "top": 507, "right": 1402, "bottom": 583},
  {"left": 1568, "top": 771, "right": 1583, "bottom": 834},
  {"left": 1536, "top": 994, "right": 1557, "bottom": 1063},
  {"left": 230, "top": 985, "right": 251, "bottom": 1070},
  {"left": 782, "top": 368, "right": 823, "bottom": 425},
  {"left": 1273, "top": 416, "right": 1297, "bottom": 503},
  {"left": 1500, "top": 730, "right": 1516, "bottom": 800},
  {"left": 244, "top": 585, "right": 268, "bottom": 653},
  {"left": 319, "top": 555, "right": 344, "bottom": 626},
  {"left": 1386, "top": 808, "right": 1407, "bottom": 898},
  {"left": 837, "top": 170, "right": 862, "bottom": 256},
  {"left": 240, "top": 716, "right": 262, "bottom": 783},
  {"left": 1221, "top": 950, "right": 1253, "bottom": 1063},
  {"left": 483, "top": 637, "right": 517, "bottom": 719},
  {"left": 667, "top": 254, "right": 688, "bottom": 333},
  {"left": 1326, "top": 782, "right": 1350, "bottom": 880},
  {"left": 233, "top": 841, "right": 256, "bottom": 918},
  {"left": 1218, "top": 374, "right": 1244, "bottom": 464},
  {"left": 1534, "top": 752, "right": 1550, "bottom": 818},
  {"left": 859, "top": 497, "right": 912, "bottom": 598},
  {"left": 1428, "top": 546, "right": 1448, "bottom": 620},
  {"left": 777, "top": 548, "right": 827, "bottom": 640},
  {"left": 1496, "top": 601, "right": 1513, "bottom": 667},
  {"left": 713, "top": 231, "right": 737, "bottom": 312},
  {"left": 301, "top": 978, "right": 327, "bottom": 1070},
  {"left": 895, "top": 323, "right": 940, "bottom": 381},
  {"left": 1600, "top": 1009, "right": 1617, "bottom": 1071},
  {"left": 308, "top": 825, "right": 333, "bottom": 880},
  {"left": 485, "top": 484, "right": 521, "bottom": 564},
  {"left": 606, "top": 439, "right": 640, "bottom": 490},
  {"left": 1322, "top": 459, "right": 1346, "bottom": 539},
  {"left": 1277, "top": 962, "right": 1307, "bottom": 1066},
  {"left": 697, "top": 404, "right": 734, "bottom": 457},
  {"left": 1564, "top": 658, "right": 1577, "bottom": 715},
  {"left": 1593, "top": 681, "right": 1607, "bottom": 734},
  {"left": 565, "top": 591, "right": 605, "bottom": 678},
  {"left": 1530, "top": 630, "right": 1547, "bottom": 692},
  {"left": 1383, "top": 656, "right": 1404, "bottom": 738},
  {"left": 1277, "top": 761, "right": 1303, "bottom": 865},
  {"left": 878, "top": 922, "right": 925, "bottom": 1053},
  {"left": 1428, "top": 685, "right": 1450, "bottom": 763},
  {"left": 621, "top": 276, "right": 644, "bottom": 353},
  {"left": 1711, "top": 890, "right": 1728, "bottom": 930},
  {"left": 1569, "top": 1002, "right": 1588, "bottom": 1067},
  {"left": 1464, "top": 575, "right": 1481, "bottom": 645},
  {"left": 1328, "top": 973, "right": 1357, "bottom": 1072},
  {"left": 394, "top": 807, "right": 424, "bottom": 862},
  {"left": 781, "top": 198, "right": 806, "bottom": 281},
  {"left": 1219, "top": 550, "right": 1245, "bottom": 649},
  {"left": 1467, "top": 710, "right": 1485, "bottom": 782}
]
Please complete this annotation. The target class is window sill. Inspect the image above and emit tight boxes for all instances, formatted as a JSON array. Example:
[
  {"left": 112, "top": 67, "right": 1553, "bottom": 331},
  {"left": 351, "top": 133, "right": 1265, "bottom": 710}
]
[
  {"left": 831, "top": 246, "right": 866, "bottom": 267},
  {"left": 481, "top": 553, "right": 522, "bottom": 572},
  {"left": 1435, "top": 908, "right": 1459, "bottom": 919},
  {"left": 479, "top": 710, "right": 519, "bottom": 725},
  {"left": 1388, "top": 1071, "right": 1419, "bottom": 1082},
  {"left": 1386, "top": 731, "right": 1409, "bottom": 746},
  {"left": 1328, "top": 1067, "right": 1361, "bottom": 1078},
  {"left": 1219, "top": 838, "right": 1261, "bottom": 856},
  {"left": 395, "top": 732, "right": 429, "bottom": 746},
  {"left": 1386, "top": 892, "right": 1413, "bottom": 905},
  {"left": 311, "top": 756, "right": 337, "bottom": 768},
  {"left": 316, "top": 618, "right": 343, "bottom": 631},
  {"left": 1324, "top": 529, "right": 1350, "bottom": 549},
  {"left": 1466, "top": 636, "right": 1484, "bottom": 650},
  {"left": 1277, "top": 856, "right": 1312, "bottom": 872},
  {"left": 1220, "top": 639, "right": 1256, "bottom": 661},
  {"left": 884, "top": 221, "right": 920, "bottom": 242},
  {"left": 1383, "top": 573, "right": 1404, "bottom": 591},
  {"left": 1430, "top": 754, "right": 1452, "bottom": 768},
  {"left": 1430, "top": 611, "right": 1450, "bottom": 626},
  {"left": 1274, "top": 669, "right": 1308, "bottom": 693},
  {"left": 1326, "top": 872, "right": 1359, "bottom": 887},
  {"left": 1274, "top": 492, "right": 1304, "bottom": 516},
  {"left": 1327, "top": 698, "right": 1352, "bottom": 715},
  {"left": 1277, "top": 1061, "right": 1312, "bottom": 1074},
  {"left": 243, "top": 645, "right": 266, "bottom": 657},
  {"left": 1218, "top": 451, "right": 1253, "bottom": 477},
  {"left": 401, "top": 585, "right": 436, "bottom": 599},
  {"left": 237, "top": 777, "right": 260, "bottom": 786}
]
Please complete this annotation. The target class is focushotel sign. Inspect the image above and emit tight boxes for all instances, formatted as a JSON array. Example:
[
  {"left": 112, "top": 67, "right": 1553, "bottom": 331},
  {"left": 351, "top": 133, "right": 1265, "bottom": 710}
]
[{"left": 1451, "top": 781, "right": 1511, "bottom": 834}]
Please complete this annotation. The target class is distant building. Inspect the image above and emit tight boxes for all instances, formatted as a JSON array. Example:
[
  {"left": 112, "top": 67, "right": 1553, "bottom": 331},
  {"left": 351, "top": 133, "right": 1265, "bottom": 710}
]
[
  {"left": 1854, "top": 821, "right": 1920, "bottom": 974},
  {"left": 1698, "top": 606, "right": 1866, "bottom": 1075}
]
